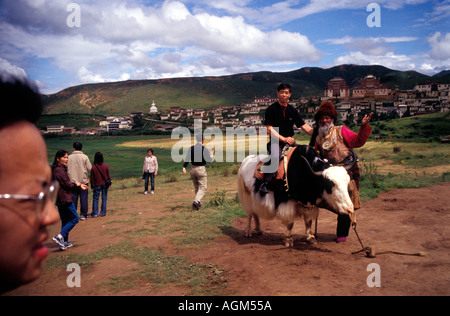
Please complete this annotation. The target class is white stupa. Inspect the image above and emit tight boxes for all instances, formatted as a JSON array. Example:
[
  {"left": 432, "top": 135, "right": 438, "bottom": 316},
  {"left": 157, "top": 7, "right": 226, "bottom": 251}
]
[{"left": 149, "top": 100, "right": 158, "bottom": 114}]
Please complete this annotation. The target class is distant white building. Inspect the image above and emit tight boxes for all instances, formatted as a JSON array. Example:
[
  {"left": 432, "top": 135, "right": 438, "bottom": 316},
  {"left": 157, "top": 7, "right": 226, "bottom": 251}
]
[{"left": 149, "top": 100, "right": 158, "bottom": 114}]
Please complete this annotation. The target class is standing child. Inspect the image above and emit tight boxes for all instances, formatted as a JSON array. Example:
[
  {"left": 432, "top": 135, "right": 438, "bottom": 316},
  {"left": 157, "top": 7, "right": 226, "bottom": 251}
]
[
  {"left": 90, "top": 152, "right": 111, "bottom": 217},
  {"left": 142, "top": 148, "right": 158, "bottom": 195}
]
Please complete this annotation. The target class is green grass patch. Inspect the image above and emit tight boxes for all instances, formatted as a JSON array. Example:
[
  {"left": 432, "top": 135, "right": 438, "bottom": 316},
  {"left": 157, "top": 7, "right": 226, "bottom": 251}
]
[
  {"left": 150, "top": 192, "right": 246, "bottom": 248},
  {"left": 44, "top": 240, "right": 228, "bottom": 295}
]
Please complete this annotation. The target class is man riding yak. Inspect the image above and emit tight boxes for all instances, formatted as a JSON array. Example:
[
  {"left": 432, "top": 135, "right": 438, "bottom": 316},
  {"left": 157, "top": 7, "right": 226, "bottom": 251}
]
[
  {"left": 255, "top": 83, "right": 313, "bottom": 194},
  {"left": 256, "top": 83, "right": 373, "bottom": 243}
]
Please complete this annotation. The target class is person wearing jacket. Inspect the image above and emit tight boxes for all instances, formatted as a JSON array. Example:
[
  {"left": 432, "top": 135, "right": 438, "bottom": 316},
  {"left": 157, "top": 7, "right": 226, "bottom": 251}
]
[
  {"left": 90, "top": 152, "right": 111, "bottom": 217},
  {"left": 52, "top": 150, "right": 88, "bottom": 251},
  {"left": 142, "top": 148, "right": 158, "bottom": 195},
  {"left": 68, "top": 142, "right": 92, "bottom": 220},
  {"left": 310, "top": 101, "right": 373, "bottom": 243},
  {"left": 182, "top": 135, "right": 214, "bottom": 210}
]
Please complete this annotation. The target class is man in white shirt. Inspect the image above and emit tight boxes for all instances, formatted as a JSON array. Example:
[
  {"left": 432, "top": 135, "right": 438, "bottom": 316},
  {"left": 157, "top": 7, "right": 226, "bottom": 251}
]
[{"left": 68, "top": 142, "right": 92, "bottom": 219}]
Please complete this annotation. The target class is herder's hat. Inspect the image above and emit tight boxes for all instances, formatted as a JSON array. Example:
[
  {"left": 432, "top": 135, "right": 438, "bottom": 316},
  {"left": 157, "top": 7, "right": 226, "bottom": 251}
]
[{"left": 314, "top": 101, "right": 338, "bottom": 122}]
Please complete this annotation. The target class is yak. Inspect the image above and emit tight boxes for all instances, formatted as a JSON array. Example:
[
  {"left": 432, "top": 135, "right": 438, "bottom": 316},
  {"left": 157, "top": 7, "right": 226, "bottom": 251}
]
[{"left": 238, "top": 145, "right": 355, "bottom": 247}]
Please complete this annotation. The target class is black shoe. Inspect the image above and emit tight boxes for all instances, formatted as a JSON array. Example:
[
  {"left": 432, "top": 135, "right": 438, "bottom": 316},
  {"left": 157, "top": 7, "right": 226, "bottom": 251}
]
[{"left": 192, "top": 201, "right": 201, "bottom": 211}]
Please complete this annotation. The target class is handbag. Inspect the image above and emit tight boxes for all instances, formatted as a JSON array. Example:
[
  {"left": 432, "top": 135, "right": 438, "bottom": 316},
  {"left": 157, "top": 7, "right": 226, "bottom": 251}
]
[{"left": 95, "top": 164, "right": 112, "bottom": 187}]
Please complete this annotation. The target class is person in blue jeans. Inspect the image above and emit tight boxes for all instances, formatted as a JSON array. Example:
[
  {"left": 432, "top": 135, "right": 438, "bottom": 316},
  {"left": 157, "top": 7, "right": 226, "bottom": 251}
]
[
  {"left": 90, "top": 152, "right": 111, "bottom": 217},
  {"left": 142, "top": 148, "right": 158, "bottom": 195},
  {"left": 51, "top": 150, "right": 88, "bottom": 251}
]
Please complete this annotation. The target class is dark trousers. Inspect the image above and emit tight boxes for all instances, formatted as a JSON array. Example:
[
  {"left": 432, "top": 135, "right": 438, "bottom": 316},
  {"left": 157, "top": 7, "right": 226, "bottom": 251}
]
[
  {"left": 73, "top": 186, "right": 88, "bottom": 217},
  {"left": 337, "top": 215, "right": 351, "bottom": 237},
  {"left": 92, "top": 185, "right": 108, "bottom": 216},
  {"left": 144, "top": 172, "right": 155, "bottom": 191}
]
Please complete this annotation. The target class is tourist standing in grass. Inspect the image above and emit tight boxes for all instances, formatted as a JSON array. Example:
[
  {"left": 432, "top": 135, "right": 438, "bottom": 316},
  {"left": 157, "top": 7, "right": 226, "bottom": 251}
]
[
  {"left": 68, "top": 142, "right": 92, "bottom": 220},
  {"left": 90, "top": 152, "right": 111, "bottom": 217},
  {"left": 142, "top": 148, "right": 158, "bottom": 195},
  {"left": 52, "top": 150, "right": 88, "bottom": 251}
]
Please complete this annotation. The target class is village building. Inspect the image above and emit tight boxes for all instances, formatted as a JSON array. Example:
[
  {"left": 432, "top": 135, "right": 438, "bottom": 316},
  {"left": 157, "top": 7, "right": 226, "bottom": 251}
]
[
  {"left": 324, "top": 78, "right": 350, "bottom": 99},
  {"left": 46, "top": 125, "right": 65, "bottom": 133},
  {"left": 352, "top": 75, "right": 391, "bottom": 98}
]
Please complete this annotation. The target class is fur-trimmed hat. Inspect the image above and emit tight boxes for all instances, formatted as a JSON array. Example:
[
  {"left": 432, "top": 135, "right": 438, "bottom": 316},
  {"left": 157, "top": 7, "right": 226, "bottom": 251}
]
[{"left": 314, "top": 101, "right": 338, "bottom": 121}]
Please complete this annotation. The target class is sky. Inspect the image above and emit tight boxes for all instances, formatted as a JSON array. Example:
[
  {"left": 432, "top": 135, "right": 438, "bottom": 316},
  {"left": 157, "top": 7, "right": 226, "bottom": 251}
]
[{"left": 0, "top": 0, "right": 449, "bottom": 94}]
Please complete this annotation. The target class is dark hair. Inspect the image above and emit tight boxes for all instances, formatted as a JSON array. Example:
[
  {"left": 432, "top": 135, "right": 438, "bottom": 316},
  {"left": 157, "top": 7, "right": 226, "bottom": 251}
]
[
  {"left": 94, "top": 152, "right": 104, "bottom": 165},
  {"left": 0, "top": 79, "right": 43, "bottom": 128},
  {"left": 147, "top": 148, "right": 154, "bottom": 154},
  {"left": 52, "top": 149, "right": 69, "bottom": 170},
  {"left": 73, "top": 142, "right": 83, "bottom": 151},
  {"left": 277, "top": 83, "right": 292, "bottom": 92}
]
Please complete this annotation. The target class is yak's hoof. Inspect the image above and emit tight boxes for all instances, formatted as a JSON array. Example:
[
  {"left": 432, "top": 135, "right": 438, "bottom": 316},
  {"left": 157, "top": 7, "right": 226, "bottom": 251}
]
[
  {"left": 284, "top": 236, "right": 294, "bottom": 247},
  {"left": 306, "top": 236, "right": 317, "bottom": 244}
]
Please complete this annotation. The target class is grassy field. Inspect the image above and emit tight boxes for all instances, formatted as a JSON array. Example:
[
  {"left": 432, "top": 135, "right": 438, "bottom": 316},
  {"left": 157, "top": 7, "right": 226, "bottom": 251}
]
[
  {"left": 44, "top": 129, "right": 450, "bottom": 200},
  {"left": 39, "top": 113, "right": 450, "bottom": 295}
]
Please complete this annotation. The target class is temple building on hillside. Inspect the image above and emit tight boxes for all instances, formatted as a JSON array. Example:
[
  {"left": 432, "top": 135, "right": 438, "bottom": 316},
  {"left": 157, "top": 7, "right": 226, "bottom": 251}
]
[
  {"left": 324, "top": 78, "right": 350, "bottom": 99},
  {"left": 353, "top": 75, "right": 391, "bottom": 98}
]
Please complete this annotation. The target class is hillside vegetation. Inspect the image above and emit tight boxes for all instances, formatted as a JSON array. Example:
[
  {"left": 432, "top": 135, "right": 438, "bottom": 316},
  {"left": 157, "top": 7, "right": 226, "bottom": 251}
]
[{"left": 41, "top": 64, "right": 450, "bottom": 115}]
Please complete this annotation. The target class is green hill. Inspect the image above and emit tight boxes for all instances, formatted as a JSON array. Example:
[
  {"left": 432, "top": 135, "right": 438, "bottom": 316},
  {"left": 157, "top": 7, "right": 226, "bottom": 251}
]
[{"left": 41, "top": 64, "right": 450, "bottom": 115}]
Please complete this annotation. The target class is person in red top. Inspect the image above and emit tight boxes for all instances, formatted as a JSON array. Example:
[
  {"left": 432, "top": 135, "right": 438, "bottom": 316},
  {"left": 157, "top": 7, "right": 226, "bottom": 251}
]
[
  {"left": 90, "top": 152, "right": 111, "bottom": 217},
  {"left": 310, "top": 101, "right": 373, "bottom": 242}
]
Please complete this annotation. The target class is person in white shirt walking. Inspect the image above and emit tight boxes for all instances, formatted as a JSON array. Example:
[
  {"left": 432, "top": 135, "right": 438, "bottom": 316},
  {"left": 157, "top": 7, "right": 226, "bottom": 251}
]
[
  {"left": 67, "top": 142, "right": 92, "bottom": 220},
  {"left": 142, "top": 148, "right": 158, "bottom": 195}
]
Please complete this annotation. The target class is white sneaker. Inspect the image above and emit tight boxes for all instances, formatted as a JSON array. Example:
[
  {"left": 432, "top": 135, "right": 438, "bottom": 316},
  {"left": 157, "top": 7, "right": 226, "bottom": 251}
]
[
  {"left": 144, "top": 191, "right": 148, "bottom": 195},
  {"left": 52, "top": 234, "right": 67, "bottom": 250},
  {"left": 151, "top": 190, "right": 154, "bottom": 194}
]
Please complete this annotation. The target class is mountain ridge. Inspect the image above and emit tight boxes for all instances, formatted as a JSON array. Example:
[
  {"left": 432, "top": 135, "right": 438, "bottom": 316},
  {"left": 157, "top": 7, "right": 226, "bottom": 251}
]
[{"left": 42, "top": 64, "right": 450, "bottom": 115}]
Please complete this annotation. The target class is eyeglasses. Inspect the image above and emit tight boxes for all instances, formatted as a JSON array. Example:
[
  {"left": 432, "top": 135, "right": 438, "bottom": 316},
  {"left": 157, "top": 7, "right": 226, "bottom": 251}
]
[{"left": 0, "top": 180, "right": 59, "bottom": 221}]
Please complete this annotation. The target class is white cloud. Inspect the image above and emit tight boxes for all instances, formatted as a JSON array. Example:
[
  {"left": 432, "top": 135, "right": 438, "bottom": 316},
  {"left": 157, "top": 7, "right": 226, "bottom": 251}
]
[
  {"left": 0, "top": 57, "right": 29, "bottom": 82},
  {"left": 0, "top": 0, "right": 322, "bottom": 93},
  {"left": 334, "top": 51, "right": 416, "bottom": 71},
  {"left": 424, "top": 0, "right": 450, "bottom": 21},
  {"left": 322, "top": 36, "right": 419, "bottom": 57},
  {"left": 197, "top": 0, "right": 430, "bottom": 27},
  {"left": 332, "top": 32, "right": 450, "bottom": 75},
  {"left": 428, "top": 32, "right": 450, "bottom": 60},
  {"left": 322, "top": 36, "right": 418, "bottom": 45},
  {"left": 78, "top": 66, "right": 106, "bottom": 84},
  {"left": 0, "top": 0, "right": 447, "bottom": 93}
]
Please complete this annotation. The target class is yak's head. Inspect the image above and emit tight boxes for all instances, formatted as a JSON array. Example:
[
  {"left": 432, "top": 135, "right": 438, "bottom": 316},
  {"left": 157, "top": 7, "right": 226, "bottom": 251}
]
[
  {"left": 316, "top": 166, "right": 354, "bottom": 216},
  {"left": 287, "top": 147, "right": 355, "bottom": 217}
]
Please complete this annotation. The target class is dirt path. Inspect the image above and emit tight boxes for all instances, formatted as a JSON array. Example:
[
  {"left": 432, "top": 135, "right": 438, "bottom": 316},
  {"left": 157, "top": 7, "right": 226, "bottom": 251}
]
[{"left": 6, "top": 180, "right": 450, "bottom": 296}]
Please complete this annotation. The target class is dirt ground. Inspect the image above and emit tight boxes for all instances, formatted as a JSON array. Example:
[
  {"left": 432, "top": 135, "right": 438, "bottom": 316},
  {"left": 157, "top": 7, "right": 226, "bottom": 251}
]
[{"left": 5, "top": 181, "right": 450, "bottom": 296}]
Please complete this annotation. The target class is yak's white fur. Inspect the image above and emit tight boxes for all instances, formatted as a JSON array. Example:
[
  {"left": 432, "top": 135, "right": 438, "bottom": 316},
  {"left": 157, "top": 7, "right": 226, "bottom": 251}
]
[{"left": 238, "top": 154, "right": 353, "bottom": 247}]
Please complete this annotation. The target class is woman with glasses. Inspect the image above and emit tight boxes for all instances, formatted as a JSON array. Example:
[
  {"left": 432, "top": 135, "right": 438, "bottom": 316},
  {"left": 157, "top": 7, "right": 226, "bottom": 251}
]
[
  {"left": 51, "top": 150, "right": 88, "bottom": 251},
  {"left": 0, "top": 79, "right": 60, "bottom": 293}
]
